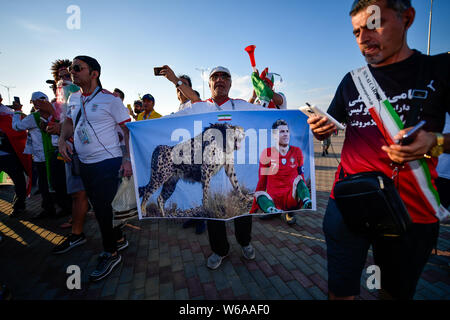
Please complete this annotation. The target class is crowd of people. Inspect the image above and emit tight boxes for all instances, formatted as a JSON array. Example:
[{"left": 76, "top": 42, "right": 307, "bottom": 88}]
[
  {"left": 0, "top": 0, "right": 448, "bottom": 300},
  {"left": 0, "top": 52, "right": 290, "bottom": 282}
]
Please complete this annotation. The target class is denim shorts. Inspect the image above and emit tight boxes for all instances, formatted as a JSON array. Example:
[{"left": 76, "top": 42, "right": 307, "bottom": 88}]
[
  {"left": 323, "top": 197, "right": 439, "bottom": 299},
  {"left": 65, "top": 162, "right": 85, "bottom": 194}
]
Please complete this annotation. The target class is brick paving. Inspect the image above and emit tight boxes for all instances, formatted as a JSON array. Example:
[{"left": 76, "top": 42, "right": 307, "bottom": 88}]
[{"left": 0, "top": 134, "right": 449, "bottom": 300}]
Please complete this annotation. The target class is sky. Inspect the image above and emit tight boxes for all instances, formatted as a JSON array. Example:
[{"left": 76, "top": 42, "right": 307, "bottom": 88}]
[{"left": 0, "top": 0, "right": 449, "bottom": 114}]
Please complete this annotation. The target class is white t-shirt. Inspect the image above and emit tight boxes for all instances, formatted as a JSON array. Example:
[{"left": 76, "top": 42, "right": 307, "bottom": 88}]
[
  {"left": 173, "top": 98, "right": 265, "bottom": 116},
  {"left": 178, "top": 100, "right": 192, "bottom": 112},
  {"left": 12, "top": 113, "right": 45, "bottom": 162},
  {"left": 67, "top": 88, "right": 131, "bottom": 164}
]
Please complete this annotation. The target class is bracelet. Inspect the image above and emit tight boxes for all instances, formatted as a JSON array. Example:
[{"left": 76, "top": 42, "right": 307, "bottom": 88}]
[
  {"left": 123, "top": 157, "right": 131, "bottom": 162},
  {"left": 429, "top": 132, "right": 444, "bottom": 157}
]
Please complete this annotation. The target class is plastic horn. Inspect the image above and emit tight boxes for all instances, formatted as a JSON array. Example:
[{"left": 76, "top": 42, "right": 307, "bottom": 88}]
[{"left": 245, "top": 45, "right": 257, "bottom": 73}]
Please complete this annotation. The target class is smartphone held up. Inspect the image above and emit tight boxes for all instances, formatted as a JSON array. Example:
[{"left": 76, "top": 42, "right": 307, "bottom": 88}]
[
  {"left": 154, "top": 67, "right": 163, "bottom": 76},
  {"left": 299, "top": 103, "right": 345, "bottom": 130}
]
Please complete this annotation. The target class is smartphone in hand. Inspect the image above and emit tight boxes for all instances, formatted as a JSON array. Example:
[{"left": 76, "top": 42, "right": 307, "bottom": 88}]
[
  {"left": 399, "top": 120, "right": 426, "bottom": 145},
  {"left": 299, "top": 103, "right": 345, "bottom": 130}
]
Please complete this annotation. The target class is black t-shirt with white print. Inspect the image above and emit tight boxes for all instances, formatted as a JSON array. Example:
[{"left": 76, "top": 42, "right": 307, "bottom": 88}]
[{"left": 327, "top": 50, "right": 449, "bottom": 223}]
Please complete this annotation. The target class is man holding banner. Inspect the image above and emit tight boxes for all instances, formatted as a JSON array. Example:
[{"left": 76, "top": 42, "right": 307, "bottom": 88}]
[
  {"left": 307, "top": 0, "right": 449, "bottom": 300},
  {"left": 174, "top": 66, "right": 265, "bottom": 270}
]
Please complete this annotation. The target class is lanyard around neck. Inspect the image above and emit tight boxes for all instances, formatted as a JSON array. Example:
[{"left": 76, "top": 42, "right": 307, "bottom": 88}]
[
  {"left": 79, "top": 87, "right": 101, "bottom": 120},
  {"left": 143, "top": 111, "right": 153, "bottom": 120}
]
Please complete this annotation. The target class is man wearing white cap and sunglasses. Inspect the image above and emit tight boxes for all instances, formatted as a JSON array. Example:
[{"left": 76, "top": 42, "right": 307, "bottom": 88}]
[
  {"left": 174, "top": 66, "right": 264, "bottom": 270},
  {"left": 176, "top": 66, "right": 263, "bottom": 116}
]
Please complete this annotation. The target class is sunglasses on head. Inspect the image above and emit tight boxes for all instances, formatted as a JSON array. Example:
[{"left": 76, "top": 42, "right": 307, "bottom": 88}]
[{"left": 68, "top": 64, "right": 86, "bottom": 73}]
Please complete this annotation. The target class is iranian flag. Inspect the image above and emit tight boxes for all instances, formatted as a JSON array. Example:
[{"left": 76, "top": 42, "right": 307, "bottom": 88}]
[{"left": 218, "top": 114, "right": 232, "bottom": 121}]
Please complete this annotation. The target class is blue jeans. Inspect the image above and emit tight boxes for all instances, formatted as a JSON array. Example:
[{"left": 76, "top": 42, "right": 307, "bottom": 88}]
[{"left": 80, "top": 157, "right": 122, "bottom": 253}]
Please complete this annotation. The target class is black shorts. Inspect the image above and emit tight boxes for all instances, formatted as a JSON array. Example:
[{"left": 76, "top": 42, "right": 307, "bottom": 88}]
[{"left": 323, "top": 198, "right": 439, "bottom": 299}]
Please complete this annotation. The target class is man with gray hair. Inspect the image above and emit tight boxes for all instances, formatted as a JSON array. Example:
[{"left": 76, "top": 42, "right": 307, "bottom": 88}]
[
  {"left": 171, "top": 66, "right": 265, "bottom": 270},
  {"left": 307, "top": 0, "right": 449, "bottom": 300}
]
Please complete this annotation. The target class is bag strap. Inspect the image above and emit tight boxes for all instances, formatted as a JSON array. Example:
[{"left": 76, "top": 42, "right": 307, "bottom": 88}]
[
  {"left": 72, "top": 109, "right": 82, "bottom": 154},
  {"left": 74, "top": 109, "right": 82, "bottom": 128}
]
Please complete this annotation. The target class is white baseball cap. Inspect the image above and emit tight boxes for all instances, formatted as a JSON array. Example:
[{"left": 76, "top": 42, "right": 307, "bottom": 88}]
[
  {"left": 209, "top": 66, "right": 231, "bottom": 78},
  {"left": 31, "top": 91, "right": 48, "bottom": 101}
]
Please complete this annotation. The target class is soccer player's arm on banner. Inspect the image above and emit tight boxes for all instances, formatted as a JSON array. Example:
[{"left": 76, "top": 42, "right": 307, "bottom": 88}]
[
  {"left": 255, "top": 157, "right": 269, "bottom": 193},
  {"left": 297, "top": 149, "right": 311, "bottom": 209}
]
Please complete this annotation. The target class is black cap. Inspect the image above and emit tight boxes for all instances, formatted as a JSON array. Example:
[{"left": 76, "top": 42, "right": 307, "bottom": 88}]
[
  {"left": 73, "top": 55, "right": 101, "bottom": 75},
  {"left": 73, "top": 55, "right": 102, "bottom": 87}
]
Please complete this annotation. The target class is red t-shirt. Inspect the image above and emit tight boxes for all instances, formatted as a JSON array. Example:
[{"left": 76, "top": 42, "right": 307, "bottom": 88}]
[{"left": 251, "top": 146, "right": 305, "bottom": 212}]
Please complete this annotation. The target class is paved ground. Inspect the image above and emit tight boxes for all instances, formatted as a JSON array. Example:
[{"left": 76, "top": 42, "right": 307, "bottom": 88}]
[{"left": 0, "top": 134, "right": 449, "bottom": 300}]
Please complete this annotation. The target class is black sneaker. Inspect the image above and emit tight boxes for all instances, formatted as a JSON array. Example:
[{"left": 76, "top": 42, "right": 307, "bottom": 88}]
[
  {"left": 281, "top": 212, "right": 297, "bottom": 225},
  {"left": 10, "top": 207, "right": 25, "bottom": 218},
  {"left": 31, "top": 210, "right": 55, "bottom": 220},
  {"left": 182, "top": 219, "right": 196, "bottom": 229},
  {"left": 195, "top": 220, "right": 206, "bottom": 234},
  {"left": 117, "top": 236, "right": 129, "bottom": 252},
  {"left": 52, "top": 233, "right": 87, "bottom": 254},
  {"left": 89, "top": 252, "right": 122, "bottom": 282}
]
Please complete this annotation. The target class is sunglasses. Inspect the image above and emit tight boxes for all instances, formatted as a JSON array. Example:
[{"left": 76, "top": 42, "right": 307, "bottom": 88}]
[
  {"left": 68, "top": 64, "right": 86, "bottom": 73},
  {"left": 210, "top": 73, "right": 230, "bottom": 81}
]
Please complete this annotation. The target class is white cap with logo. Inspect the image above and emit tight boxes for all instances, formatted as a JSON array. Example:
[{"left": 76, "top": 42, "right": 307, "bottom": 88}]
[
  {"left": 209, "top": 66, "right": 231, "bottom": 78},
  {"left": 31, "top": 92, "right": 49, "bottom": 101}
]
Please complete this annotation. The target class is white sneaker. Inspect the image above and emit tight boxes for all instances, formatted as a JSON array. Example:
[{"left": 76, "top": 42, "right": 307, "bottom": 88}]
[
  {"left": 207, "top": 253, "right": 227, "bottom": 270},
  {"left": 267, "top": 206, "right": 283, "bottom": 214},
  {"left": 241, "top": 244, "right": 255, "bottom": 260}
]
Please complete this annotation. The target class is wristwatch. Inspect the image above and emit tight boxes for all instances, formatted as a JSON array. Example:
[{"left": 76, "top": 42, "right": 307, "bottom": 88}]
[
  {"left": 429, "top": 132, "right": 444, "bottom": 157},
  {"left": 175, "top": 80, "right": 183, "bottom": 88}
]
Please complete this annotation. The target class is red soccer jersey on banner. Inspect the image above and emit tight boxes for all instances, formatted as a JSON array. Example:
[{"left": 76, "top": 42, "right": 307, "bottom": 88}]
[{"left": 251, "top": 146, "right": 305, "bottom": 212}]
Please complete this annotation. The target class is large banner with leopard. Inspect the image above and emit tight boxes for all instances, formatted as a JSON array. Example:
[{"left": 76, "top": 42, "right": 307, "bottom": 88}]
[{"left": 127, "top": 110, "right": 316, "bottom": 221}]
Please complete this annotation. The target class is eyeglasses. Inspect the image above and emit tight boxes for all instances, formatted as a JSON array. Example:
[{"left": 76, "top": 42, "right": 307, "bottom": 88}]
[
  {"left": 68, "top": 64, "right": 86, "bottom": 73},
  {"left": 210, "top": 73, "right": 230, "bottom": 81}
]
